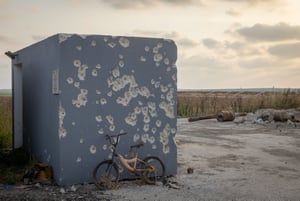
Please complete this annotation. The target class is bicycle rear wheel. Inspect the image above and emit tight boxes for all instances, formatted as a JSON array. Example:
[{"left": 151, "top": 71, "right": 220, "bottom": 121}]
[
  {"left": 93, "top": 160, "right": 120, "bottom": 190},
  {"left": 142, "top": 156, "right": 166, "bottom": 184}
]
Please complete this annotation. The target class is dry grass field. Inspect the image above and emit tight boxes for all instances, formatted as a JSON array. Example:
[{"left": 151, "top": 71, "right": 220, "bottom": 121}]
[
  {"left": 178, "top": 89, "right": 300, "bottom": 117},
  {"left": 1, "top": 89, "right": 300, "bottom": 148},
  {"left": 0, "top": 96, "right": 12, "bottom": 149}
]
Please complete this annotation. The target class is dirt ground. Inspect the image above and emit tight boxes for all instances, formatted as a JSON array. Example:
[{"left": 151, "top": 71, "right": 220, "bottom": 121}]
[{"left": 1, "top": 111, "right": 300, "bottom": 200}]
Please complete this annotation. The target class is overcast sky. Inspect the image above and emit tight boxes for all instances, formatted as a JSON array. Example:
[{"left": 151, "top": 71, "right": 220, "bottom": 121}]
[{"left": 1, "top": 0, "right": 300, "bottom": 89}]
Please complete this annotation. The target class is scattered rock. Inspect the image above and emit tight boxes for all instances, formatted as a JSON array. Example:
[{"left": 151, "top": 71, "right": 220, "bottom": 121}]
[
  {"left": 165, "top": 180, "right": 181, "bottom": 190},
  {"left": 187, "top": 167, "right": 194, "bottom": 174}
]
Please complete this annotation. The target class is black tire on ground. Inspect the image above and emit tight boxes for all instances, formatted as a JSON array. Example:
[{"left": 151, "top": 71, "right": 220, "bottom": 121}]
[
  {"left": 92, "top": 160, "right": 120, "bottom": 190},
  {"left": 142, "top": 156, "right": 166, "bottom": 184}
]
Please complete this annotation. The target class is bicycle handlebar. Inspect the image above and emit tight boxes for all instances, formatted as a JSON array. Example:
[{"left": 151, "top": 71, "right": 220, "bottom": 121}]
[{"left": 105, "top": 132, "right": 127, "bottom": 146}]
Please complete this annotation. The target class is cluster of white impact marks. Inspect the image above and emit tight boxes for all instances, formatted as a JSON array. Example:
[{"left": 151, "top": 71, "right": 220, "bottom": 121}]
[
  {"left": 133, "top": 133, "right": 156, "bottom": 149},
  {"left": 117, "top": 86, "right": 151, "bottom": 106},
  {"left": 58, "top": 34, "right": 73, "bottom": 43},
  {"left": 72, "top": 89, "right": 88, "bottom": 108},
  {"left": 148, "top": 102, "right": 158, "bottom": 118},
  {"left": 73, "top": 59, "right": 88, "bottom": 81},
  {"left": 125, "top": 112, "right": 137, "bottom": 126},
  {"left": 152, "top": 42, "right": 170, "bottom": 67},
  {"left": 125, "top": 102, "right": 158, "bottom": 134},
  {"left": 159, "top": 101, "right": 175, "bottom": 119},
  {"left": 95, "top": 115, "right": 104, "bottom": 134},
  {"left": 141, "top": 133, "right": 155, "bottom": 144},
  {"left": 58, "top": 102, "right": 67, "bottom": 139},
  {"left": 66, "top": 77, "right": 81, "bottom": 89},
  {"left": 106, "top": 115, "right": 115, "bottom": 131},
  {"left": 161, "top": 87, "right": 176, "bottom": 118},
  {"left": 58, "top": 33, "right": 88, "bottom": 44},
  {"left": 108, "top": 74, "right": 137, "bottom": 92},
  {"left": 160, "top": 123, "right": 172, "bottom": 154},
  {"left": 150, "top": 79, "right": 176, "bottom": 119},
  {"left": 102, "top": 36, "right": 130, "bottom": 49},
  {"left": 108, "top": 74, "right": 152, "bottom": 106}
]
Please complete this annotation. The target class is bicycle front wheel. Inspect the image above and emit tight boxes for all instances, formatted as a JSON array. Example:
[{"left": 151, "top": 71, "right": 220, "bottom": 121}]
[
  {"left": 142, "top": 156, "right": 166, "bottom": 184},
  {"left": 93, "top": 160, "right": 120, "bottom": 190}
]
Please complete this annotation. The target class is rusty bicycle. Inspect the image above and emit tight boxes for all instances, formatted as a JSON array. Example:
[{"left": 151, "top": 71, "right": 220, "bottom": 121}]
[{"left": 93, "top": 132, "right": 166, "bottom": 190}]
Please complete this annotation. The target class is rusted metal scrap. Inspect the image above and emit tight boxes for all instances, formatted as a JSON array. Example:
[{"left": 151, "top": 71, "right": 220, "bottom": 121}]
[
  {"left": 217, "top": 111, "right": 235, "bottom": 122},
  {"left": 188, "top": 114, "right": 217, "bottom": 122},
  {"left": 273, "top": 110, "right": 290, "bottom": 122},
  {"left": 273, "top": 110, "right": 300, "bottom": 122},
  {"left": 188, "top": 111, "right": 247, "bottom": 122}
]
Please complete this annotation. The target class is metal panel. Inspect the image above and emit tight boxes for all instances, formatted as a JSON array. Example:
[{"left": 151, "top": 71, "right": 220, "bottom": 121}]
[{"left": 12, "top": 63, "right": 23, "bottom": 149}]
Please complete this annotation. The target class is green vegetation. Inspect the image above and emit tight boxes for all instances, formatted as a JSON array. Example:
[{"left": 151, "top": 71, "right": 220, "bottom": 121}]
[{"left": 178, "top": 89, "right": 300, "bottom": 117}]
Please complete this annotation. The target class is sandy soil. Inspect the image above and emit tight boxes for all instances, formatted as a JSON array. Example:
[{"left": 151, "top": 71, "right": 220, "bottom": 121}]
[{"left": 1, "top": 112, "right": 300, "bottom": 200}]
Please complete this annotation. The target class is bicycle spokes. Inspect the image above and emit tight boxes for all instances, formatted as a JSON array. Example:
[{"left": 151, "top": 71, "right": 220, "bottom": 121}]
[
  {"left": 93, "top": 160, "right": 120, "bottom": 190},
  {"left": 100, "top": 174, "right": 119, "bottom": 189},
  {"left": 141, "top": 156, "right": 166, "bottom": 185}
]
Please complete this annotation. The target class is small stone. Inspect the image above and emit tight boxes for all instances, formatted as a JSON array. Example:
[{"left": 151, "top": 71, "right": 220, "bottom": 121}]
[
  {"left": 60, "top": 187, "right": 65, "bottom": 194},
  {"left": 187, "top": 167, "right": 194, "bottom": 174},
  {"left": 70, "top": 185, "right": 77, "bottom": 192}
]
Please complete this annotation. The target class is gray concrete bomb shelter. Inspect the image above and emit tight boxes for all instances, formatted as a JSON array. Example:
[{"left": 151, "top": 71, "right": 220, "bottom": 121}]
[{"left": 8, "top": 34, "right": 177, "bottom": 185}]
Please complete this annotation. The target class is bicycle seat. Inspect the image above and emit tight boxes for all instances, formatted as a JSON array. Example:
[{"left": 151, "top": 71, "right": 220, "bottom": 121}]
[{"left": 130, "top": 143, "right": 144, "bottom": 149}]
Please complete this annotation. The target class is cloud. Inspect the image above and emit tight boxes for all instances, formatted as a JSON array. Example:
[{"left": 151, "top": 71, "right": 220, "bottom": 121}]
[
  {"left": 181, "top": 53, "right": 230, "bottom": 71},
  {"left": 32, "top": 35, "right": 48, "bottom": 42},
  {"left": 132, "top": 30, "right": 198, "bottom": 48},
  {"left": 0, "top": 35, "right": 18, "bottom": 46},
  {"left": 268, "top": 42, "right": 300, "bottom": 59},
  {"left": 202, "top": 38, "right": 261, "bottom": 57},
  {"left": 132, "top": 30, "right": 169, "bottom": 37},
  {"left": 224, "top": 41, "right": 262, "bottom": 56},
  {"left": 202, "top": 38, "right": 223, "bottom": 49},
  {"left": 99, "top": 0, "right": 203, "bottom": 9},
  {"left": 0, "top": 0, "right": 9, "bottom": 7},
  {"left": 222, "top": 0, "right": 278, "bottom": 6},
  {"left": 225, "top": 8, "right": 241, "bottom": 16},
  {"left": 236, "top": 22, "right": 300, "bottom": 42},
  {"left": 177, "top": 38, "right": 199, "bottom": 48},
  {"left": 0, "top": 35, "right": 10, "bottom": 43},
  {"left": 238, "top": 57, "right": 276, "bottom": 69}
]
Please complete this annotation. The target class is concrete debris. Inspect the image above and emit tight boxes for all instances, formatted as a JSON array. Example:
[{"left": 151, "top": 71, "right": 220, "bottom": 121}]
[
  {"left": 70, "top": 185, "right": 77, "bottom": 192},
  {"left": 165, "top": 180, "right": 181, "bottom": 190},
  {"left": 256, "top": 109, "right": 300, "bottom": 123},
  {"left": 59, "top": 187, "right": 66, "bottom": 194},
  {"left": 188, "top": 108, "right": 300, "bottom": 127}
]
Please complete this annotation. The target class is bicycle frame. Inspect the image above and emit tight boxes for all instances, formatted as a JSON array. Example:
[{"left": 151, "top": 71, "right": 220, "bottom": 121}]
[{"left": 105, "top": 133, "right": 157, "bottom": 174}]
